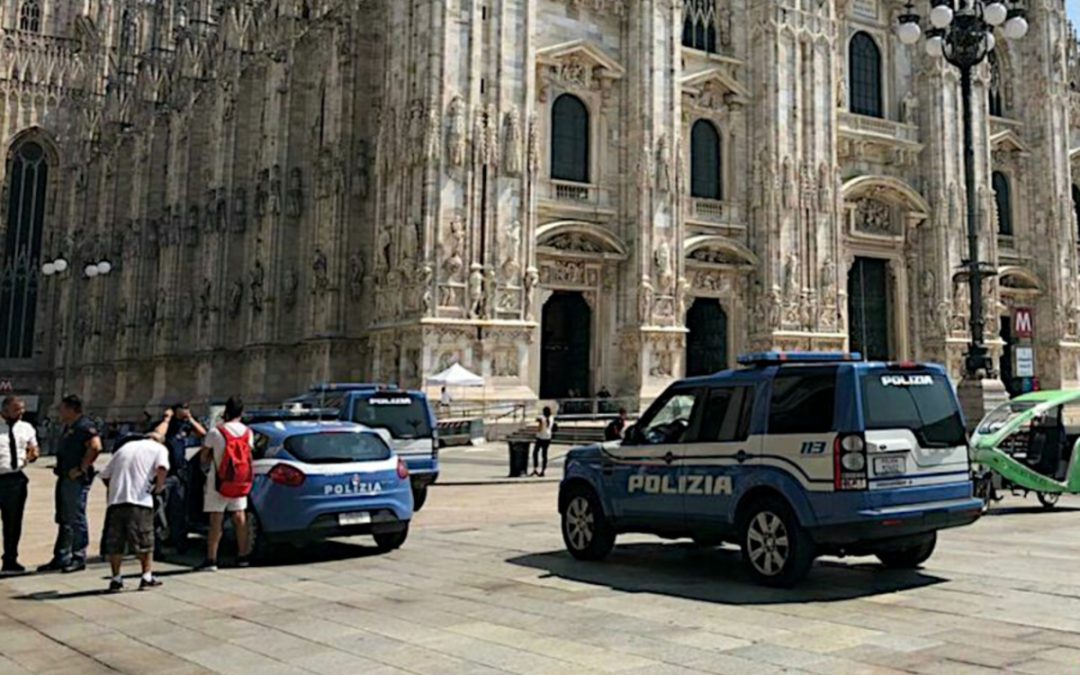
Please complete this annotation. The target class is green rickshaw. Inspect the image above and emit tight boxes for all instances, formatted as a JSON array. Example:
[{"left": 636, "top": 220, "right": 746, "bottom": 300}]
[{"left": 970, "top": 390, "right": 1080, "bottom": 510}]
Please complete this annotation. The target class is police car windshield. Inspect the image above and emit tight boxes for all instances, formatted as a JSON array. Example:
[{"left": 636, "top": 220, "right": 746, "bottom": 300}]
[
  {"left": 860, "top": 372, "right": 966, "bottom": 447},
  {"left": 351, "top": 396, "right": 432, "bottom": 439},
  {"left": 283, "top": 432, "right": 391, "bottom": 464}
]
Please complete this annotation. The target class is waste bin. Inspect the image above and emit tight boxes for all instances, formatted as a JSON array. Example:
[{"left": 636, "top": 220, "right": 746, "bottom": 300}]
[{"left": 508, "top": 441, "right": 530, "bottom": 477}]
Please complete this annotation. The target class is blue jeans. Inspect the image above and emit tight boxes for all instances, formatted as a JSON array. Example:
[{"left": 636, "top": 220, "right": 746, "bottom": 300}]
[{"left": 53, "top": 477, "right": 90, "bottom": 565}]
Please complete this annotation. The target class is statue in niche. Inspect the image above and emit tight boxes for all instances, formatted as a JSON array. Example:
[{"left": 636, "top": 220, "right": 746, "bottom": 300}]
[
  {"left": 282, "top": 268, "right": 299, "bottom": 310},
  {"left": 348, "top": 254, "right": 365, "bottom": 300},
  {"left": 286, "top": 167, "right": 303, "bottom": 218},
  {"left": 232, "top": 187, "right": 247, "bottom": 233},
  {"left": 446, "top": 97, "right": 467, "bottom": 167},
  {"left": 312, "top": 248, "right": 330, "bottom": 294},
  {"left": 269, "top": 164, "right": 282, "bottom": 215},
  {"left": 250, "top": 260, "right": 265, "bottom": 313},
  {"left": 377, "top": 225, "right": 393, "bottom": 272},
  {"left": 901, "top": 89, "right": 920, "bottom": 125},
  {"left": 468, "top": 267, "right": 484, "bottom": 318},
  {"left": 215, "top": 188, "right": 228, "bottom": 232},
  {"left": 354, "top": 139, "right": 371, "bottom": 199},
  {"left": 503, "top": 110, "right": 522, "bottom": 175},
  {"left": 255, "top": 169, "right": 269, "bottom": 218},
  {"left": 783, "top": 253, "right": 800, "bottom": 299},
  {"left": 228, "top": 278, "right": 244, "bottom": 316},
  {"left": 400, "top": 221, "right": 418, "bottom": 267},
  {"left": 523, "top": 268, "right": 539, "bottom": 320}
]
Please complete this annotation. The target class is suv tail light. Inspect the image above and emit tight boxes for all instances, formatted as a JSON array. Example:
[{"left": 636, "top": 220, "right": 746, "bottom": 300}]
[
  {"left": 834, "top": 433, "right": 868, "bottom": 491},
  {"left": 397, "top": 458, "right": 409, "bottom": 480},
  {"left": 268, "top": 463, "right": 306, "bottom": 487}
]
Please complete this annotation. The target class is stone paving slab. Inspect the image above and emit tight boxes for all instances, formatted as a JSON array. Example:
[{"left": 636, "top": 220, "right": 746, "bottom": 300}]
[{"left": 3, "top": 472, "right": 1080, "bottom": 673}]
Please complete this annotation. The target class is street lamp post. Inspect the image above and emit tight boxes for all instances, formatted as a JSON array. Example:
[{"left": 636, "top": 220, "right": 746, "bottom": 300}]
[
  {"left": 896, "top": 0, "right": 1029, "bottom": 415},
  {"left": 42, "top": 256, "right": 114, "bottom": 404}
]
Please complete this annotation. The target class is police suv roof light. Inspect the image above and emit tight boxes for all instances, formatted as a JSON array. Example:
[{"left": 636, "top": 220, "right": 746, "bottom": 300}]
[{"left": 736, "top": 351, "right": 863, "bottom": 367}]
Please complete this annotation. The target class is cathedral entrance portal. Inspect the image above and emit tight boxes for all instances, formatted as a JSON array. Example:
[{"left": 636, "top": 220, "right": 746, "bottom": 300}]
[
  {"left": 847, "top": 257, "right": 892, "bottom": 361},
  {"left": 685, "top": 298, "right": 728, "bottom": 377},
  {"left": 540, "top": 292, "right": 591, "bottom": 399}
]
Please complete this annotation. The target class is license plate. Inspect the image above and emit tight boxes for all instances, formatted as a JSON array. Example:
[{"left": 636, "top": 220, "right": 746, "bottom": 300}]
[
  {"left": 338, "top": 512, "right": 371, "bottom": 526},
  {"left": 874, "top": 456, "right": 906, "bottom": 476}
]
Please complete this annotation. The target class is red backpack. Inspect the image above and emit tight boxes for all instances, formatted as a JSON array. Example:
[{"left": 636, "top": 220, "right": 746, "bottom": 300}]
[{"left": 215, "top": 425, "right": 253, "bottom": 498}]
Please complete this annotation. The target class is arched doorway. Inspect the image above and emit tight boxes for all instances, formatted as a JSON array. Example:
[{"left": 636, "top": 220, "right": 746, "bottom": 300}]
[
  {"left": 540, "top": 292, "right": 591, "bottom": 399},
  {"left": 2, "top": 140, "right": 49, "bottom": 359},
  {"left": 685, "top": 298, "right": 727, "bottom": 377},
  {"left": 847, "top": 257, "right": 891, "bottom": 361}
]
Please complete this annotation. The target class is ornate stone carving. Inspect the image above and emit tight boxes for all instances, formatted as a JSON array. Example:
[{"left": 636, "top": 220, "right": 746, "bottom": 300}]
[
  {"left": 546, "top": 232, "right": 603, "bottom": 253},
  {"left": 656, "top": 133, "right": 671, "bottom": 194},
  {"left": 854, "top": 199, "right": 894, "bottom": 235},
  {"left": 282, "top": 269, "right": 299, "bottom": 311},
  {"left": 501, "top": 219, "right": 521, "bottom": 279},
  {"left": 400, "top": 221, "right": 419, "bottom": 269},
  {"left": 654, "top": 239, "right": 674, "bottom": 292},
  {"left": 269, "top": 164, "right": 282, "bottom": 216},
  {"left": 468, "top": 267, "right": 484, "bottom": 318},
  {"left": 232, "top": 187, "right": 247, "bottom": 233},
  {"left": 639, "top": 280, "right": 654, "bottom": 324},
  {"left": 198, "top": 278, "right": 213, "bottom": 326},
  {"left": 255, "top": 169, "right": 269, "bottom": 218},
  {"left": 523, "top": 268, "right": 539, "bottom": 321}
]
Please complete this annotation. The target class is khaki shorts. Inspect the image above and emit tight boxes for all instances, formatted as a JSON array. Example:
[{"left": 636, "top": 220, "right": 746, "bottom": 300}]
[{"left": 102, "top": 504, "right": 154, "bottom": 555}]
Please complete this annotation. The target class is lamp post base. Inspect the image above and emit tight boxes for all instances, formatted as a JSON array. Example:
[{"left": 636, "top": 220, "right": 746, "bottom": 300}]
[{"left": 957, "top": 375, "right": 1008, "bottom": 432}]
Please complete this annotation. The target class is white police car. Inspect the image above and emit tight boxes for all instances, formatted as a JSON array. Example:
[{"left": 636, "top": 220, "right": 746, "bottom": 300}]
[{"left": 559, "top": 352, "right": 983, "bottom": 586}]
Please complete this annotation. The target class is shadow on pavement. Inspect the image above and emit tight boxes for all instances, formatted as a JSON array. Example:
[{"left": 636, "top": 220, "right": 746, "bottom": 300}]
[
  {"left": 154, "top": 538, "right": 389, "bottom": 569},
  {"left": 14, "top": 588, "right": 116, "bottom": 600},
  {"left": 507, "top": 542, "right": 945, "bottom": 605},
  {"left": 984, "top": 505, "right": 1080, "bottom": 516}
]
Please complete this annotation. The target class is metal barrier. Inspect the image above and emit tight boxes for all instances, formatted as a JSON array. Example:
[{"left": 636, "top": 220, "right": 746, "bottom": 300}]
[{"left": 437, "top": 418, "right": 485, "bottom": 447}]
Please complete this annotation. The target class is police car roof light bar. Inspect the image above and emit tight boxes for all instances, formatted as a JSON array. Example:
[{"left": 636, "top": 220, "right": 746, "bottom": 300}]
[{"left": 736, "top": 351, "right": 863, "bottom": 366}]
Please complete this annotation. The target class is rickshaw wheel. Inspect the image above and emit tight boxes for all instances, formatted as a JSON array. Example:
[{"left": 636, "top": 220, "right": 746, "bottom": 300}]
[{"left": 1036, "top": 492, "right": 1060, "bottom": 509}]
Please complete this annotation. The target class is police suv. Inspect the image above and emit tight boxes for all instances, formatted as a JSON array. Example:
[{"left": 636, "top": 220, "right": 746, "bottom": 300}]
[{"left": 559, "top": 352, "right": 983, "bottom": 586}]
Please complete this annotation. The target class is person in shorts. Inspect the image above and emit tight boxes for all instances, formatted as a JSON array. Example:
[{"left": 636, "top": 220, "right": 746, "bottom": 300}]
[
  {"left": 198, "top": 397, "right": 251, "bottom": 570},
  {"left": 99, "top": 431, "right": 169, "bottom": 592}
]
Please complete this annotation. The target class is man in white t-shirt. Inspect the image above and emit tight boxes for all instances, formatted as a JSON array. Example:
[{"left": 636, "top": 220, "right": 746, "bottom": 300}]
[
  {"left": 198, "top": 397, "right": 251, "bottom": 571},
  {"left": 99, "top": 432, "right": 169, "bottom": 592}
]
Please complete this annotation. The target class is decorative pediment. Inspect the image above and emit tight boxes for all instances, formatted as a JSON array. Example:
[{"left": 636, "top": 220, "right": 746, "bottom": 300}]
[
  {"left": 536, "top": 221, "right": 628, "bottom": 259},
  {"left": 680, "top": 68, "right": 750, "bottom": 110},
  {"left": 842, "top": 175, "right": 930, "bottom": 218},
  {"left": 536, "top": 40, "right": 624, "bottom": 101},
  {"left": 999, "top": 266, "right": 1041, "bottom": 292},
  {"left": 990, "top": 130, "right": 1030, "bottom": 156},
  {"left": 684, "top": 235, "right": 757, "bottom": 269}
]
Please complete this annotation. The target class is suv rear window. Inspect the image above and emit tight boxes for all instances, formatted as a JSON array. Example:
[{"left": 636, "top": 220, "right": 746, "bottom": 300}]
[
  {"left": 351, "top": 396, "right": 433, "bottom": 439},
  {"left": 860, "top": 372, "right": 966, "bottom": 447},
  {"left": 768, "top": 367, "right": 837, "bottom": 435},
  {"left": 283, "top": 432, "right": 391, "bottom": 464}
]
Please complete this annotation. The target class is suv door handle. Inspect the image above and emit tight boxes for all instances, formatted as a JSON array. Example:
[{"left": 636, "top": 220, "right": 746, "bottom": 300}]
[
  {"left": 663, "top": 451, "right": 675, "bottom": 465},
  {"left": 735, "top": 450, "right": 749, "bottom": 464}
]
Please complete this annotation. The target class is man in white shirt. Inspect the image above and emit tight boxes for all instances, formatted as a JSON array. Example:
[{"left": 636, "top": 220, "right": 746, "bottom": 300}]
[
  {"left": 99, "top": 432, "right": 169, "bottom": 592},
  {"left": 0, "top": 397, "right": 38, "bottom": 574}
]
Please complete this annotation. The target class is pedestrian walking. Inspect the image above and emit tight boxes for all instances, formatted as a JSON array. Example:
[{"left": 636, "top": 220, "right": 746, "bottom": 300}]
[
  {"left": 532, "top": 406, "right": 556, "bottom": 477},
  {"left": 0, "top": 396, "right": 39, "bottom": 574},
  {"left": 38, "top": 395, "right": 101, "bottom": 574},
  {"left": 604, "top": 408, "right": 629, "bottom": 442},
  {"left": 99, "top": 430, "right": 169, "bottom": 592},
  {"left": 198, "top": 397, "right": 253, "bottom": 570},
  {"left": 440, "top": 386, "right": 452, "bottom": 410}
]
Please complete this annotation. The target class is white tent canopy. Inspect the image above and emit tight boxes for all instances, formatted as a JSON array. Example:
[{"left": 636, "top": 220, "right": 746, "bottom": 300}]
[{"left": 427, "top": 363, "right": 485, "bottom": 387}]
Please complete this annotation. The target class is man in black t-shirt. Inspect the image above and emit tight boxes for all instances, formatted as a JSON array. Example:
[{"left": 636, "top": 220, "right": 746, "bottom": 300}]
[{"left": 38, "top": 395, "right": 102, "bottom": 573}]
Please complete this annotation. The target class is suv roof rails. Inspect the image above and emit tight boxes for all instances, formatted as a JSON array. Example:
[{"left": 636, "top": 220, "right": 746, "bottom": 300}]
[
  {"left": 243, "top": 408, "right": 340, "bottom": 424},
  {"left": 737, "top": 351, "right": 863, "bottom": 367}
]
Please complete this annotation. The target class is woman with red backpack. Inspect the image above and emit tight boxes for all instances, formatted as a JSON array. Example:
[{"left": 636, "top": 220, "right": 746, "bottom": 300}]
[{"left": 197, "top": 397, "right": 254, "bottom": 571}]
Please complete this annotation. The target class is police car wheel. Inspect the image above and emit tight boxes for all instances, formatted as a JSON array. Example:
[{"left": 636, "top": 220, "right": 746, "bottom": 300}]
[
  {"left": 561, "top": 488, "right": 615, "bottom": 561},
  {"left": 739, "top": 498, "right": 814, "bottom": 587},
  {"left": 412, "top": 486, "right": 428, "bottom": 511},
  {"left": 875, "top": 532, "right": 936, "bottom": 569},
  {"left": 374, "top": 525, "right": 409, "bottom": 552},
  {"left": 246, "top": 510, "right": 272, "bottom": 562}
]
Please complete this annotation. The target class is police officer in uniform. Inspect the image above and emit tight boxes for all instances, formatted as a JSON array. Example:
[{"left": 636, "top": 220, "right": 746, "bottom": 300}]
[
  {"left": 0, "top": 396, "right": 38, "bottom": 574},
  {"left": 38, "top": 395, "right": 102, "bottom": 573}
]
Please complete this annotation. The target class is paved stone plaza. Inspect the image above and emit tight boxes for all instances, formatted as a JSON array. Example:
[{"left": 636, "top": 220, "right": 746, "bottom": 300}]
[{"left": 2, "top": 446, "right": 1080, "bottom": 674}]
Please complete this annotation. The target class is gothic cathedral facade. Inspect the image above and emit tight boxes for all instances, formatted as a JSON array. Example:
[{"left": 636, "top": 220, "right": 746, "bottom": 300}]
[{"left": 2, "top": 0, "right": 1079, "bottom": 415}]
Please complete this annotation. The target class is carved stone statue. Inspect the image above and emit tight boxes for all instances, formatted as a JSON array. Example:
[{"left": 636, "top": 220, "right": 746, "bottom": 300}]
[
  {"left": 502, "top": 219, "right": 521, "bottom": 276},
  {"left": 354, "top": 139, "right": 370, "bottom": 199},
  {"left": 654, "top": 239, "right": 673, "bottom": 291},
  {"left": 348, "top": 254, "right": 365, "bottom": 300},
  {"left": 250, "top": 260, "right": 265, "bottom": 313},
  {"left": 656, "top": 134, "right": 671, "bottom": 194},
  {"left": 523, "top": 268, "right": 539, "bottom": 321},
  {"left": 282, "top": 268, "right": 299, "bottom": 310},
  {"left": 447, "top": 97, "right": 467, "bottom": 167},
  {"left": 228, "top": 278, "right": 244, "bottom": 316},
  {"left": 401, "top": 221, "right": 418, "bottom": 266},
  {"left": 420, "top": 263, "right": 434, "bottom": 316},
  {"left": 215, "top": 188, "right": 229, "bottom": 232},
  {"left": 639, "top": 280, "right": 654, "bottom": 324},
  {"left": 312, "top": 248, "right": 329, "bottom": 294},
  {"left": 269, "top": 164, "right": 282, "bottom": 215},
  {"left": 232, "top": 187, "right": 247, "bottom": 233},
  {"left": 503, "top": 109, "right": 522, "bottom": 176},
  {"left": 377, "top": 225, "right": 393, "bottom": 272},
  {"left": 255, "top": 169, "right": 269, "bottom": 218},
  {"left": 286, "top": 168, "right": 303, "bottom": 218},
  {"left": 198, "top": 277, "right": 213, "bottom": 325},
  {"left": 424, "top": 108, "right": 440, "bottom": 163},
  {"left": 443, "top": 217, "right": 465, "bottom": 277},
  {"left": 468, "top": 267, "right": 484, "bottom": 318},
  {"left": 901, "top": 89, "right": 920, "bottom": 125},
  {"left": 783, "top": 253, "right": 800, "bottom": 299},
  {"left": 186, "top": 205, "right": 201, "bottom": 247},
  {"left": 484, "top": 268, "right": 498, "bottom": 319}
]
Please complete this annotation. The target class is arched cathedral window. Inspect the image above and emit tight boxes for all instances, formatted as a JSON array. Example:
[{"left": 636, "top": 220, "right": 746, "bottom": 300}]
[
  {"left": 682, "top": 0, "right": 717, "bottom": 53},
  {"left": 1, "top": 141, "right": 49, "bottom": 359},
  {"left": 690, "top": 120, "right": 722, "bottom": 200},
  {"left": 551, "top": 94, "right": 589, "bottom": 184},
  {"left": 988, "top": 52, "right": 1004, "bottom": 117},
  {"left": 849, "top": 32, "right": 883, "bottom": 119},
  {"left": 993, "top": 171, "right": 1013, "bottom": 236},
  {"left": 19, "top": 1, "right": 41, "bottom": 32}
]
